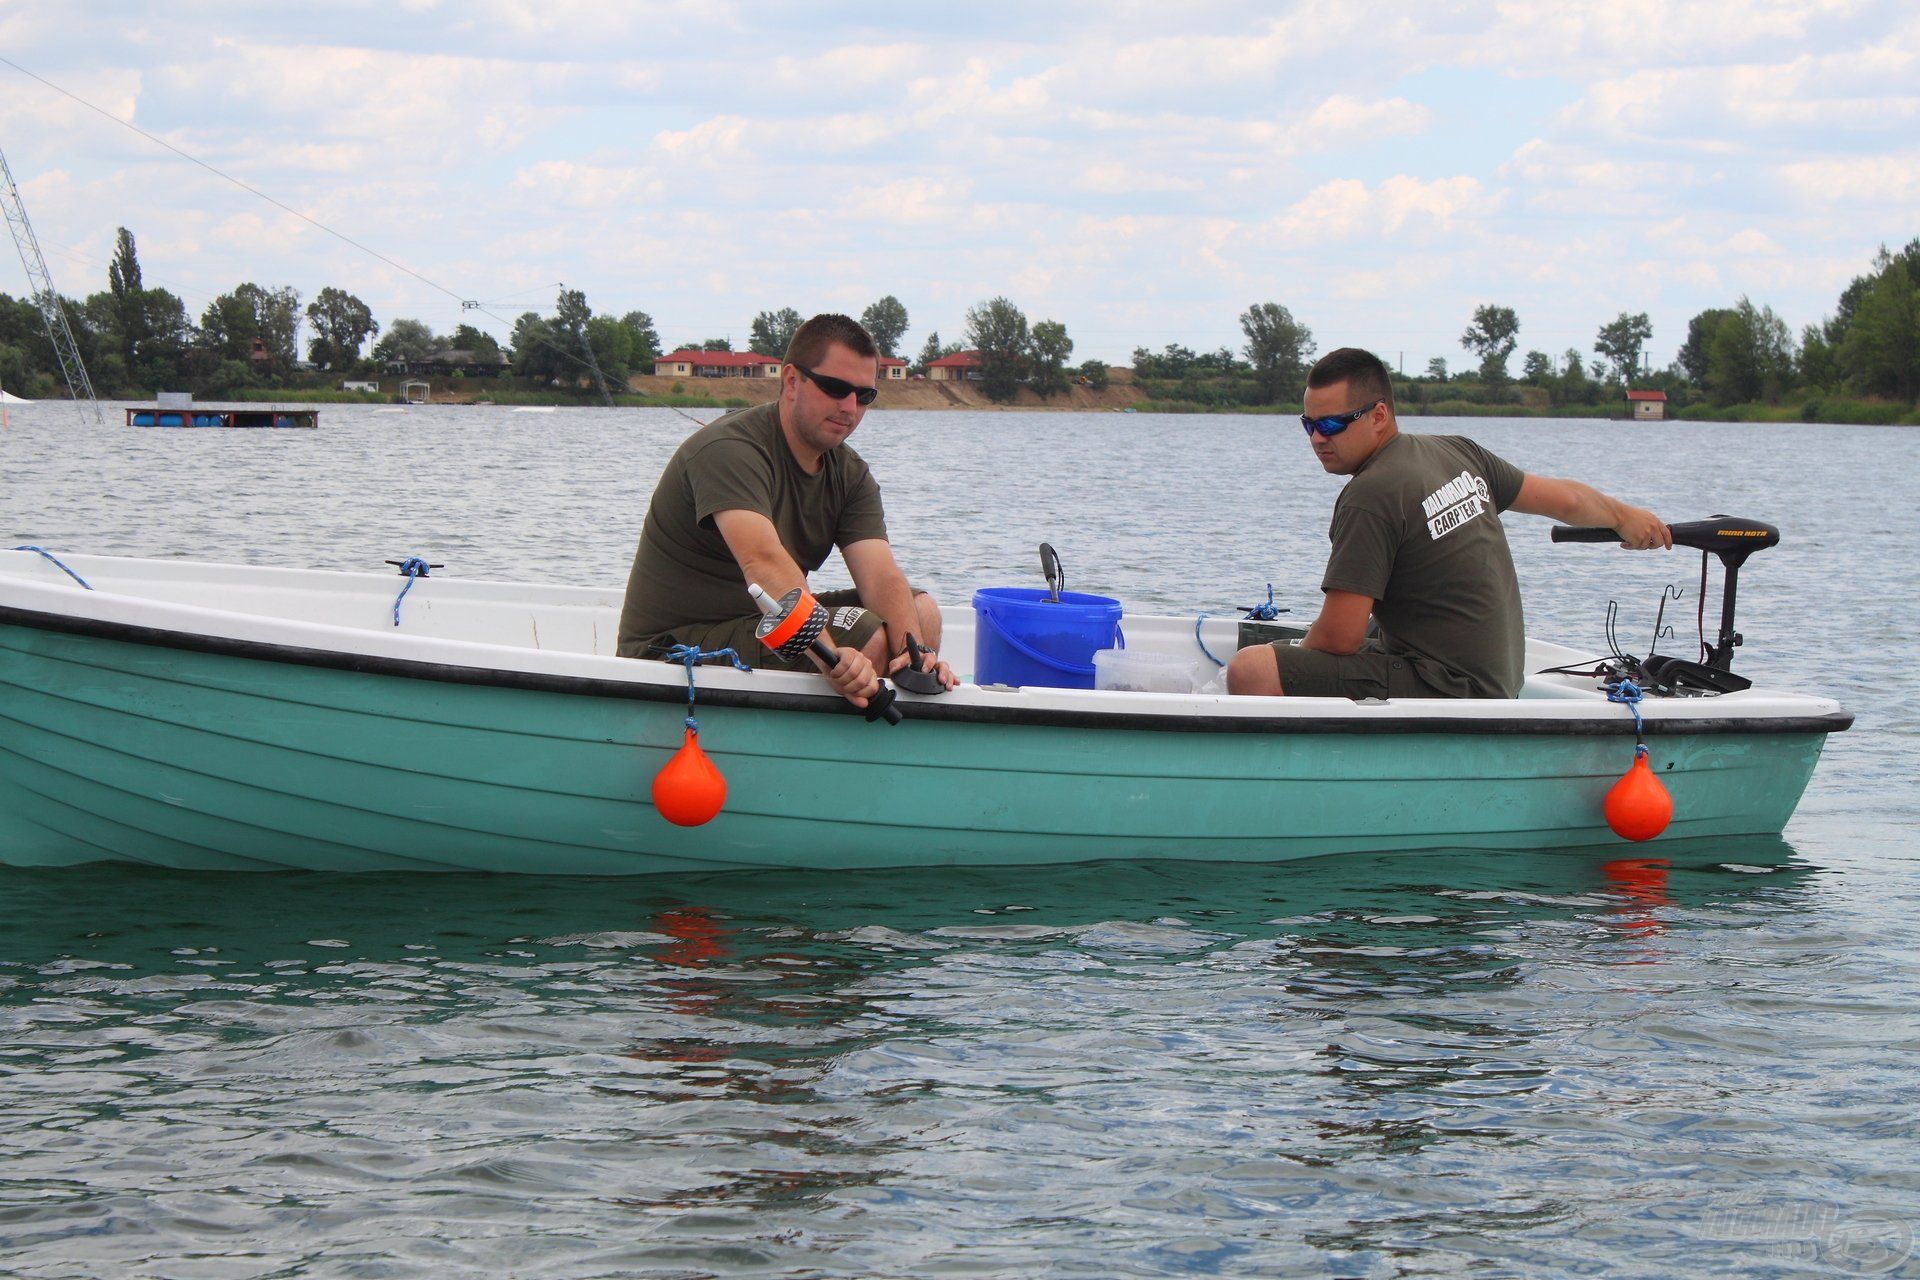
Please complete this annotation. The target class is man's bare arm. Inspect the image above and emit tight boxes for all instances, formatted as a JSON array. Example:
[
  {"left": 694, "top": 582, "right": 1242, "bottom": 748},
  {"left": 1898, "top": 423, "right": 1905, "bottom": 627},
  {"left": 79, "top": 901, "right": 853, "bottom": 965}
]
[
  {"left": 1303, "top": 589, "right": 1374, "bottom": 655},
  {"left": 1509, "top": 475, "right": 1672, "bottom": 550},
  {"left": 711, "top": 509, "right": 880, "bottom": 705}
]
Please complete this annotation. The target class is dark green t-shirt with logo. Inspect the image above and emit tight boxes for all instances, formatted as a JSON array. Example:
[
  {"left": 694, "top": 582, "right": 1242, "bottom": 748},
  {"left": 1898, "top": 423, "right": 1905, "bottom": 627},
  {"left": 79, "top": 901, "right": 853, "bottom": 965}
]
[
  {"left": 1321, "top": 432, "right": 1527, "bottom": 698},
  {"left": 617, "top": 401, "right": 888, "bottom": 656}
]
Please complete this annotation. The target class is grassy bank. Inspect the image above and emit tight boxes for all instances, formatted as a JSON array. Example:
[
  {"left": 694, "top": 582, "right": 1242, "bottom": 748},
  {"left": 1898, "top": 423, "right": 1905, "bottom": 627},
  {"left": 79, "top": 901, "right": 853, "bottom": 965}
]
[{"left": 1675, "top": 397, "right": 1920, "bottom": 425}]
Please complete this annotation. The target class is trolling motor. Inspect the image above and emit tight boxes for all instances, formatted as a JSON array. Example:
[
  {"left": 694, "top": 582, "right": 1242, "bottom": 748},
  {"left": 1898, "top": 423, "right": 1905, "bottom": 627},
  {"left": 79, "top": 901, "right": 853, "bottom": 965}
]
[
  {"left": 1553, "top": 516, "right": 1779, "bottom": 692},
  {"left": 748, "top": 584, "right": 903, "bottom": 725}
]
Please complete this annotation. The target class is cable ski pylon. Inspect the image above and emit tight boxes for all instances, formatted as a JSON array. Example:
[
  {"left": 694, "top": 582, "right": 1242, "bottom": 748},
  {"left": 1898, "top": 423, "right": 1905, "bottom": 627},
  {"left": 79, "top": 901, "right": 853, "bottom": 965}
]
[{"left": 0, "top": 145, "right": 102, "bottom": 423}]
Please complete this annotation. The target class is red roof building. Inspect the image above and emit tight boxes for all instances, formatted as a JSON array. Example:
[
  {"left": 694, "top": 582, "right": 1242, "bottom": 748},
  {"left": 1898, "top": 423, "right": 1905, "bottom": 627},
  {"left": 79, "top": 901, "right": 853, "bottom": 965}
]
[
  {"left": 1626, "top": 388, "right": 1668, "bottom": 421},
  {"left": 652, "top": 350, "right": 782, "bottom": 378},
  {"left": 927, "top": 350, "right": 983, "bottom": 382},
  {"left": 878, "top": 355, "right": 907, "bottom": 381}
]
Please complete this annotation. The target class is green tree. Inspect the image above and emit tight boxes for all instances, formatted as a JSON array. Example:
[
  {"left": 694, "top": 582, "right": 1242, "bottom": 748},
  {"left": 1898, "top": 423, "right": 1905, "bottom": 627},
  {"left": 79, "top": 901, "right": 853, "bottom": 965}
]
[
  {"left": 1557, "top": 348, "right": 1593, "bottom": 404},
  {"left": 1425, "top": 356, "right": 1448, "bottom": 381},
  {"left": 306, "top": 287, "right": 379, "bottom": 368},
  {"left": 1078, "top": 358, "right": 1110, "bottom": 390},
  {"left": 1460, "top": 304, "right": 1520, "bottom": 382},
  {"left": 586, "top": 314, "right": 634, "bottom": 385},
  {"left": 449, "top": 323, "right": 502, "bottom": 363},
  {"left": 372, "top": 318, "right": 439, "bottom": 365},
  {"left": 552, "top": 288, "right": 592, "bottom": 354},
  {"left": 860, "top": 295, "right": 909, "bottom": 358},
  {"left": 1798, "top": 324, "right": 1837, "bottom": 391},
  {"left": 1829, "top": 239, "right": 1920, "bottom": 340},
  {"left": 749, "top": 307, "right": 804, "bottom": 358},
  {"left": 620, "top": 311, "right": 661, "bottom": 365},
  {"left": 1132, "top": 344, "right": 1198, "bottom": 380},
  {"left": 106, "top": 227, "right": 145, "bottom": 369},
  {"left": 1028, "top": 319, "right": 1074, "bottom": 398},
  {"left": 1677, "top": 308, "right": 1735, "bottom": 384},
  {"left": 509, "top": 312, "right": 561, "bottom": 381},
  {"left": 199, "top": 282, "right": 300, "bottom": 372},
  {"left": 133, "top": 288, "right": 191, "bottom": 391},
  {"left": 1836, "top": 262, "right": 1919, "bottom": 401},
  {"left": 1594, "top": 312, "right": 1653, "bottom": 384},
  {"left": 1702, "top": 297, "right": 1796, "bottom": 405},
  {"left": 256, "top": 285, "right": 301, "bottom": 372},
  {"left": 1521, "top": 350, "right": 1553, "bottom": 382},
  {"left": 965, "top": 296, "right": 1029, "bottom": 403},
  {"left": 699, "top": 337, "right": 733, "bottom": 352},
  {"left": 1239, "top": 302, "right": 1315, "bottom": 404},
  {"left": 912, "top": 329, "right": 953, "bottom": 375},
  {"left": 199, "top": 289, "right": 260, "bottom": 363}
]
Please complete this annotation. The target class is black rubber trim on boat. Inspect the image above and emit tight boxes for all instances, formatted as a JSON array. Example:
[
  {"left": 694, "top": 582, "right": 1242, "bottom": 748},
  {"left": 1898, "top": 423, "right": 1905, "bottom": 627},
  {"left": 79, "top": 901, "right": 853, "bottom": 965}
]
[{"left": 0, "top": 605, "right": 1856, "bottom": 738}]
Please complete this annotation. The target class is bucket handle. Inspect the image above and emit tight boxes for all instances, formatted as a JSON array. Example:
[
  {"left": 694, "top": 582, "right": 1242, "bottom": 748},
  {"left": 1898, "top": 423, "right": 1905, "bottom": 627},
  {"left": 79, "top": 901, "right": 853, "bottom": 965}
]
[{"left": 979, "top": 605, "right": 1123, "bottom": 675}]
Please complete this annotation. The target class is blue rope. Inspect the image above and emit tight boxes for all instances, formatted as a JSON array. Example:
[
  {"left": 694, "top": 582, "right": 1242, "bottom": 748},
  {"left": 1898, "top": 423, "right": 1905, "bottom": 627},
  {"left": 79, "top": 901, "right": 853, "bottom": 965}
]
[
  {"left": 1241, "top": 584, "right": 1282, "bottom": 621},
  {"left": 663, "top": 643, "right": 751, "bottom": 730},
  {"left": 1193, "top": 613, "right": 1226, "bottom": 667},
  {"left": 11, "top": 546, "right": 92, "bottom": 590},
  {"left": 391, "top": 556, "right": 432, "bottom": 626},
  {"left": 1605, "top": 677, "right": 1645, "bottom": 738}
]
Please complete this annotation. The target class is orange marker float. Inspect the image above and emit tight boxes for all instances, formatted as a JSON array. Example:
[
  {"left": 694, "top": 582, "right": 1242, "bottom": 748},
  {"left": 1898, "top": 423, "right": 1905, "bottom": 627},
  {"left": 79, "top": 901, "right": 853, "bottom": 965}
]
[
  {"left": 652, "top": 725, "right": 726, "bottom": 826},
  {"left": 652, "top": 642, "right": 751, "bottom": 828},
  {"left": 1605, "top": 744, "right": 1673, "bottom": 842}
]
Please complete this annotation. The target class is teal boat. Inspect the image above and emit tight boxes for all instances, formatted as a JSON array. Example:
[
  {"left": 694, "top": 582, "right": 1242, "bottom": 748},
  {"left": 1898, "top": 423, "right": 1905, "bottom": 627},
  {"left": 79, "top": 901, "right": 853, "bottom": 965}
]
[{"left": 0, "top": 550, "right": 1850, "bottom": 874}]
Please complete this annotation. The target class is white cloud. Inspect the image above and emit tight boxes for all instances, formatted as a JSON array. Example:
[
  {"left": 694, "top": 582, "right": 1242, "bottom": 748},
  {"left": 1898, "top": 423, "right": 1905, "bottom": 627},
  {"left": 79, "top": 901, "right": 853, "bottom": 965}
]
[
  {"left": 0, "top": 0, "right": 1909, "bottom": 369},
  {"left": 1264, "top": 175, "right": 1497, "bottom": 246},
  {"left": 1300, "top": 94, "right": 1433, "bottom": 142},
  {"left": 1776, "top": 153, "right": 1920, "bottom": 205},
  {"left": 1074, "top": 163, "right": 1203, "bottom": 195}
]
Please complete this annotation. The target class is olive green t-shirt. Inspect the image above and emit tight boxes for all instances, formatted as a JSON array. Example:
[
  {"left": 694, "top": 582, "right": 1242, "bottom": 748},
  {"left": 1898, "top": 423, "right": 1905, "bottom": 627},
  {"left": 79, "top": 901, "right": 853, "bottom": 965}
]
[
  {"left": 1321, "top": 433, "right": 1527, "bottom": 698},
  {"left": 617, "top": 402, "right": 888, "bottom": 655}
]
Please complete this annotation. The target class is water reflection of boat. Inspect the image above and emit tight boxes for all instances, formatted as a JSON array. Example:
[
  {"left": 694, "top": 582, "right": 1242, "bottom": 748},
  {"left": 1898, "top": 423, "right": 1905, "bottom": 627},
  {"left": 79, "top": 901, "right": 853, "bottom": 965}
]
[{"left": 0, "top": 553, "right": 1849, "bottom": 874}]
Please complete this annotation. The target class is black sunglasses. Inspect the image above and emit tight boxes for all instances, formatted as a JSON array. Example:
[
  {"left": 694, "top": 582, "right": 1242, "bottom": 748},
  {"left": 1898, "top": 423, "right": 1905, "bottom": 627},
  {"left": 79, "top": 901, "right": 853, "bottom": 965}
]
[
  {"left": 1300, "top": 399, "right": 1382, "bottom": 437},
  {"left": 794, "top": 364, "right": 879, "bottom": 406}
]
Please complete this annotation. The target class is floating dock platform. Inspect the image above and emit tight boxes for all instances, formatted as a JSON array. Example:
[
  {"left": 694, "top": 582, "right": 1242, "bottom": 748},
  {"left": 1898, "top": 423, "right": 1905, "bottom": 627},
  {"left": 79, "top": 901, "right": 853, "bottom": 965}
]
[{"left": 126, "top": 406, "right": 318, "bottom": 429}]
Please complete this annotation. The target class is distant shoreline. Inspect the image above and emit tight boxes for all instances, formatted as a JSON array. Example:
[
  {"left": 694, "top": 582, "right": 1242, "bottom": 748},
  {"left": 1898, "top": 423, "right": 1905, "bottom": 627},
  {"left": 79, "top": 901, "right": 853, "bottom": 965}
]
[{"left": 185, "top": 375, "right": 1917, "bottom": 426}]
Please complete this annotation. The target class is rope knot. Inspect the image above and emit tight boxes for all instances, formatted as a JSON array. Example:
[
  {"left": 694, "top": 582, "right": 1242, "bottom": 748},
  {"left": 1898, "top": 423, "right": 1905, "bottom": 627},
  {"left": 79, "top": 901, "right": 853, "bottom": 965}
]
[
  {"left": 1240, "top": 584, "right": 1283, "bottom": 621},
  {"left": 662, "top": 644, "right": 752, "bottom": 727},
  {"left": 388, "top": 555, "right": 441, "bottom": 626},
  {"left": 1605, "top": 677, "right": 1646, "bottom": 738}
]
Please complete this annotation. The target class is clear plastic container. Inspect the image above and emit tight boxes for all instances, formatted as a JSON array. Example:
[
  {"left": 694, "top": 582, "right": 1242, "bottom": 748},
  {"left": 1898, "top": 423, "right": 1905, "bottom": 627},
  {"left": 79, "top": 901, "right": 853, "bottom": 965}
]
[{"left": 1092, "top": 648, "right": 1197, "bottom": 694}]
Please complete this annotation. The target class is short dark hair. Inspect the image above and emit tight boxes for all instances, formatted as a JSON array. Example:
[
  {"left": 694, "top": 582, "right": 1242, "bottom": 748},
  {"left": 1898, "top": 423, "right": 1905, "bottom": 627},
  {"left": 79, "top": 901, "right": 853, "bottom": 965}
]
[
  {"left": 785, "top": 314, "right": 878, "bottom": 370},
  {"left": 1306, "top": 347, "right": 1394, "bottom": 411}
]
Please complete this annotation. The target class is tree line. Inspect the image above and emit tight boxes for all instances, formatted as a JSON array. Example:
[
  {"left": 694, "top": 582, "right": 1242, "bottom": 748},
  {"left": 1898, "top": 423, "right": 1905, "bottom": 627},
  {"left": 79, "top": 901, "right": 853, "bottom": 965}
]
[
  {"left": 1127, "top": 240, "right": 1918, "bottom": 418},
  {"left": 2, "top": 226, "right": 1911, "bottom": 416}
]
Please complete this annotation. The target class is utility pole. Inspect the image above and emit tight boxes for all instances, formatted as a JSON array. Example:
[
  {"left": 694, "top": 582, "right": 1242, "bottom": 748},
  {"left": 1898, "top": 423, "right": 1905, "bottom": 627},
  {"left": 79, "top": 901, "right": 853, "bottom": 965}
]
[{"left": 0, "top": 145, "right": 102, "bottom": 422}]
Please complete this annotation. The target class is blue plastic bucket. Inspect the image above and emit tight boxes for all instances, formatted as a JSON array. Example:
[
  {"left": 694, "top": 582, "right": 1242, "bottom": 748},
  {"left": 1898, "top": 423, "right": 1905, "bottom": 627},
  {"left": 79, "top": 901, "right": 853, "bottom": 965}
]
[{"left": 971, "top": 587, "right": 1124, "bottom": 689}]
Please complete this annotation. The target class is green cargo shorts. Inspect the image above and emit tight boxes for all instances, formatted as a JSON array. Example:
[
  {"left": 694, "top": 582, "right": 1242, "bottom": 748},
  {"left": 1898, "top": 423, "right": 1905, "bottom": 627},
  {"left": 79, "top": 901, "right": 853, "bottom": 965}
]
[
  {"left": 639, "top": 588, "right": 901, "bottom": 672},
  {"left": 1269, "top": 638, "right": 1448, "bottom": 700}
]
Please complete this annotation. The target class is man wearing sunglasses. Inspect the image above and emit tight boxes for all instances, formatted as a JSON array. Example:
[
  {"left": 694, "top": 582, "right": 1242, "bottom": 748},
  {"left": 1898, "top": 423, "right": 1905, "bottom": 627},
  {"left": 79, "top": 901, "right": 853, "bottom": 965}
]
[
  {"left": 617, "top": 313, "right": 955, "bottom": 708},
  {"left": 1225, "top": 346, "right": 1670, "bottom": 701}
]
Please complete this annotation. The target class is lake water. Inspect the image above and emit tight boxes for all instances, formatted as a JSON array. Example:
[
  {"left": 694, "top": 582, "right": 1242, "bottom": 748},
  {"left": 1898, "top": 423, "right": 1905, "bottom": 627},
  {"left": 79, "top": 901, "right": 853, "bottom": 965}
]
[{"left": 2, "top": 403, "right": 1916, "bottom": 1277}]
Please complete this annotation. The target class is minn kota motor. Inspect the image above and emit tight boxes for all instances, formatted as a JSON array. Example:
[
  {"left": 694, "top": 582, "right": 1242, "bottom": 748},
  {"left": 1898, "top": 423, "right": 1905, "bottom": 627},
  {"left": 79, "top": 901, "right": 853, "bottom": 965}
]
[
  {"left": 748, "top": 584, "right": 905, "bottom": 724},
  {"left": 1552, "top": 515, "right": 1780, "bottom": 694}
]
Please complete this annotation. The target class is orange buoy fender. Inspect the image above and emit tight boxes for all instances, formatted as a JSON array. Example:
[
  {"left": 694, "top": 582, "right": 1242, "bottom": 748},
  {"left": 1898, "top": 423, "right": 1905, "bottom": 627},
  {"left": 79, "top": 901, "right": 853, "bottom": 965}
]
[
  {"left": 1604, "top": 745, "right": 1672, "bottom": 842},
  {"left": 652, "top": 727, "right": 726, "bottom": 826}
]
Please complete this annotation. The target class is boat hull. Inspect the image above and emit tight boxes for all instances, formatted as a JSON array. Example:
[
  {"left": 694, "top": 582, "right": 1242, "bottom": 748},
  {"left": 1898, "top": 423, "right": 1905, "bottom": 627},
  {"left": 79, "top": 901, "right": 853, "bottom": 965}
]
[{"left": 0, "top": 618, "right": 1834, "bottom": 874}]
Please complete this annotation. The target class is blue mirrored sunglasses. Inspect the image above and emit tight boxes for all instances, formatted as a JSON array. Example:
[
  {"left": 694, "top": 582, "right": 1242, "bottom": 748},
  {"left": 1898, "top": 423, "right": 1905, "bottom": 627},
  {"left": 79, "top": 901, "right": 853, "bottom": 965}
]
[{"left": 1300, "top": 400, "right": 1382, "bottom": 437}]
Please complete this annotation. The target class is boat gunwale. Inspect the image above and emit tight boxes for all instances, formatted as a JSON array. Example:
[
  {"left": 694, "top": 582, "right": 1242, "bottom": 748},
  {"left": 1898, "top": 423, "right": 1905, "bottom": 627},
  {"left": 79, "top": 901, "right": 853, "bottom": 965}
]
[{"left": 0, "top": 602, "right": 1856, "bottom": 739}]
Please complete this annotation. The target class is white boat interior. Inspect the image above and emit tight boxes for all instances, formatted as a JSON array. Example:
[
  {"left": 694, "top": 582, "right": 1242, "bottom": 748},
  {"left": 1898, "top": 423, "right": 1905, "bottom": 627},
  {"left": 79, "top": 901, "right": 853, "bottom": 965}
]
[{"left": 0, "top": 550, "right": 1844, "bottom": 727}]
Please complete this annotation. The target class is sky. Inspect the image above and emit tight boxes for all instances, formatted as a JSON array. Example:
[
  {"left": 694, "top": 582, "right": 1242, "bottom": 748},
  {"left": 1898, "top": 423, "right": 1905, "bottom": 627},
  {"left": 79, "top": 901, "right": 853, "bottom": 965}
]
[{"left": 0, "top": 0, "right": 1914, "bottom": 371}]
